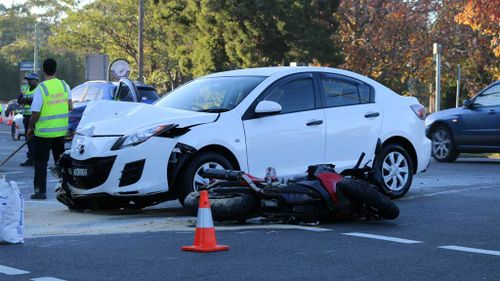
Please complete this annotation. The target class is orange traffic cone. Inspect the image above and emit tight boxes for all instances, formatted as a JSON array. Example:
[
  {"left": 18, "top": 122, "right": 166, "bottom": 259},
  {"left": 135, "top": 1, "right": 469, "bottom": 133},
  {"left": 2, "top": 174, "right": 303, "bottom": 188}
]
[
  {"left": 182, "top": 190, "right": 229, "bottom": 253},
  {"left": 6, "top": 112, "right": 13, "bottom": 126}
]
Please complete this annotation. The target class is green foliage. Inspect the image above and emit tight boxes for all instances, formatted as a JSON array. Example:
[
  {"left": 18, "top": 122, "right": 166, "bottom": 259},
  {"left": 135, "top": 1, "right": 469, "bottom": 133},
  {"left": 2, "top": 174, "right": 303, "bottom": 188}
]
[
  {"left": 50, "top": 0, "right": 343, "bottom": 90},
  {"left": 0, "top": 55, "right": 19, "bottom": 100},
  {"left": 0, "top": 1, "right": 85, "bottom": 97}
]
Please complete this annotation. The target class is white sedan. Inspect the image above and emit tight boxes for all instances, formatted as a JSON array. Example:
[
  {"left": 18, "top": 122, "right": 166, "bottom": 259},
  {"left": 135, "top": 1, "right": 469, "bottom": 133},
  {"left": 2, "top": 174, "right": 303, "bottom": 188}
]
[{"left": 60, "top": 67, "right": 431, "bottom": 208}]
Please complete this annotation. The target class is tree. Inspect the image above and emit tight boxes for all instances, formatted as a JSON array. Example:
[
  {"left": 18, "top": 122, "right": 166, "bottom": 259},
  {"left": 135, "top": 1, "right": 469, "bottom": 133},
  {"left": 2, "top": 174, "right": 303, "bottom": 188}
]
[
  {"left": 455, "top": 0, "right": 500, "bottom": 57},
  {"left": 0, "top": 54, "right": 19, "bottom": 100},
  {"left": 0, "top": 0, "right": 85, "bottom": 94},
  {"left": 431, "top": 0, "right": 499, "bottom": 98},
  {"left": 51, "top": 0, "right": 343, "bottom": 92},
  {"left": 336, "top": 0, "right": 438, "bottom": 95},
  {"left": 336, "top": 0, "right": 499, "bottom": 109}
]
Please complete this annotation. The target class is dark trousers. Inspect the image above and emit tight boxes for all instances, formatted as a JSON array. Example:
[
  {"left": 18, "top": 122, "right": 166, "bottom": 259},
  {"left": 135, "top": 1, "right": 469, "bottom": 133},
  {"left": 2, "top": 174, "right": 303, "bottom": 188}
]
[
  {"left": 33, "top": 136, "right": 65, "bottom": 195},
  {"left": 22, "top": 115, "right": 33, "bottom": 161}
]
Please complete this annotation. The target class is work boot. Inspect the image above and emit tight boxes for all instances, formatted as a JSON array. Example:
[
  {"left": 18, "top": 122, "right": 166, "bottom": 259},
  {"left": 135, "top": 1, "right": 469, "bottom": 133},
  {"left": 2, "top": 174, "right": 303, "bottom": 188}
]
[
  {"left": 20, "top": 160, "right": 34, "bottom": 166},
  {"left": 30, "top": 193, "right": 47, "bottom": 200}
]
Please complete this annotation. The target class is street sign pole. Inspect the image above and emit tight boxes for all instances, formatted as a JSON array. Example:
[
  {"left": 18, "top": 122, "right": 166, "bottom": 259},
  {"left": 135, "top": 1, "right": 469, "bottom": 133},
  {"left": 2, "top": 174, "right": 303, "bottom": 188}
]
[
  {"left": 138, "top": 0, "right": 144, "bottom": 83},
  {"left": 456, "top": 64, "right": 461, "bottom": 108},
  {"left": 433, "top": 43, "right": 442, "bottom": 112},
  {"left": 33, "top": 23, "right": 38, "bottom": 74}
]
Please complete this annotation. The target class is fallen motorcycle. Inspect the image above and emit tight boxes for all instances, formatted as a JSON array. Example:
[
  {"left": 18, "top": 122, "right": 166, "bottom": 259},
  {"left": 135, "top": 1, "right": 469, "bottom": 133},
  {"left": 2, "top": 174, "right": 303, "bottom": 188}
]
[{"left": 184, "top": 155, "right": 399, "bottom": 223}]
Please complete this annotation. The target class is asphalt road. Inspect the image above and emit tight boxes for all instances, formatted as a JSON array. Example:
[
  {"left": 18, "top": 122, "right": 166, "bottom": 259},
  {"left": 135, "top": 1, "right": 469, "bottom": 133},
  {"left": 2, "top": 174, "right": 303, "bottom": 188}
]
[{"left": 1, "top": 123, "right": 500, "bottom": 281}]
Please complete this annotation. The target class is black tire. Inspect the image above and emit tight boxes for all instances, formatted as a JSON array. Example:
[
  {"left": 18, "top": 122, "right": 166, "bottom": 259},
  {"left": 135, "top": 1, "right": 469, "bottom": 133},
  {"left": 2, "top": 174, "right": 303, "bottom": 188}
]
[
  {"left": 431, "top": 126, "right": 459, "bottom": 162},
  {"left": 338, "top": 178, "right": 399, "bottom": 220},
  {"left": 373, "top": 143, "right": 414, "bottom": 199},
  {"left": 176, "top": 152, "right": 234, "bottom": 205},
  {"left": 184, "top": 191, "right": 257, "bottom": 221}
]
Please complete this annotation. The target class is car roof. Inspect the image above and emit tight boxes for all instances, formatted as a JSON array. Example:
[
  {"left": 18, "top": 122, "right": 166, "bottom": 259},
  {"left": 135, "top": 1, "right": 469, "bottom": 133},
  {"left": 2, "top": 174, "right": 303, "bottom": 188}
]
[
  {"left": 73, "top": 81, "right": 116, "bottom": 89},
  {"left": 203, "top": 67, "right": 293, "bottom": 77},
  {"left": 202, "top": 66, "right": 378, "bottom": 87},
  {"left": 203, "top": 66, "right": 369, "bottom": 80},
  {"left": 488, "top": 80, "right": 500, "bottom": 87}
]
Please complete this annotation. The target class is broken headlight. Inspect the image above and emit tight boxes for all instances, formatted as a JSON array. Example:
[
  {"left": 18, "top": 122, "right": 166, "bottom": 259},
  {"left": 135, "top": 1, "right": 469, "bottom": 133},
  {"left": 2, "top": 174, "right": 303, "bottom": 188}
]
[{"left": 111, "top": 124, "right": 177, "bottom": 150}]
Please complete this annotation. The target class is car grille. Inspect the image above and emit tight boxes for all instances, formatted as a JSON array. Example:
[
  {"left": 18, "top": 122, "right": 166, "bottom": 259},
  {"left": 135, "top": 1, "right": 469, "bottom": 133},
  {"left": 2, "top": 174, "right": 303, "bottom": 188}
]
[
  {"left": 119, "top": 159, "right": 145, "bottom": 187},
  {"left": 68, "top": 156, "right": 116, "bottom": 190}
]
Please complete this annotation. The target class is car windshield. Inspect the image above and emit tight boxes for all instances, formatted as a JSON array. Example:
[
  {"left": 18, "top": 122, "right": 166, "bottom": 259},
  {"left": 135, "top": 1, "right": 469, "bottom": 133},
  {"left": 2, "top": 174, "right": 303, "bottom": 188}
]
[
  {"left": 155, "top": 76, "right": 266, "bottom": 112},
  {"left": 138, "top": 88, "right": 159, "bottom": 104}
]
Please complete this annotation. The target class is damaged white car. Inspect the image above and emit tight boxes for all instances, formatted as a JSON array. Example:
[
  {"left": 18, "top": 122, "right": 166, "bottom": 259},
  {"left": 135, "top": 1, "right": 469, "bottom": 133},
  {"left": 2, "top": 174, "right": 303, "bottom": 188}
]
[{"left": 55, "top": 67, "right": 431, "bottom": 210}]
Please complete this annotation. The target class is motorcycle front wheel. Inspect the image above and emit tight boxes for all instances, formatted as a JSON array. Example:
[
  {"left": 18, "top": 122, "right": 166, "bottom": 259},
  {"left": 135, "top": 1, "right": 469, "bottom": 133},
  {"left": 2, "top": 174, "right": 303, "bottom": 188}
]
[
  {"left": 184, "top": 191, "right": 257, "bottom": 221},
  {"left": 337, "top": 178, "right": 400, "bottom": 220}
]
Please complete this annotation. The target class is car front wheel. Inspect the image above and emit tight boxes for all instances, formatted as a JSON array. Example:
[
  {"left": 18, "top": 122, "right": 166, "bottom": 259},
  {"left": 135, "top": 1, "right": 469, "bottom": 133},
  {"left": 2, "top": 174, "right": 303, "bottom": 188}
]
[
  {"left": 176, "top": 152, "right": 233, "bottom": 205},
  {"left": 374, "top": 144, "right": 414, "bottom": 199},
  {"left": 431, "top": 126, "right": 459, "bottom": 162}
]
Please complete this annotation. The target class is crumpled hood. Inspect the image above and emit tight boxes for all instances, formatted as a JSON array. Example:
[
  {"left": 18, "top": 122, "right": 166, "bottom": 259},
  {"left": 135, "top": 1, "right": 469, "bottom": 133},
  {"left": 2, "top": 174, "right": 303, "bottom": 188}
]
[{"left": 77, "top": 100, "right": 218, "bottom": 136}]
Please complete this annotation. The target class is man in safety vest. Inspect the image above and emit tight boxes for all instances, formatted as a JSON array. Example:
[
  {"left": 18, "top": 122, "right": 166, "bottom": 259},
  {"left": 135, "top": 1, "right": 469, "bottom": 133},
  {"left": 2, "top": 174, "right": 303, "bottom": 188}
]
[
  {"left": 18, "top": 72, "right": 39, "bottom": 166},
  {"left": 27, "top": 58, "right": 72, "bottom": 200}
]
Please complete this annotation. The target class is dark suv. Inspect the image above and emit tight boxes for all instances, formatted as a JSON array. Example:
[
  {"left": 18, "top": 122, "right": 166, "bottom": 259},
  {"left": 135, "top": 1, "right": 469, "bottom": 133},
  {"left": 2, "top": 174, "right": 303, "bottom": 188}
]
[
  {"left": 69, "top": 79, "right": 159, "bottom": 134},
  {"left": 425, "top": 81, "right": 500, "bottom": 162}
]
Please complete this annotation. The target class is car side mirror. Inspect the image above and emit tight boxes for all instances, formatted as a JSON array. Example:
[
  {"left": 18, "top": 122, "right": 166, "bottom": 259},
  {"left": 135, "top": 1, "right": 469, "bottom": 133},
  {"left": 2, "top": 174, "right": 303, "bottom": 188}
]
[
  {"left": 463, "top": 99, "right": 473, "bottom": 108},
  {"left": 255, "top": 101, "right": 282, "bottom": 116}
]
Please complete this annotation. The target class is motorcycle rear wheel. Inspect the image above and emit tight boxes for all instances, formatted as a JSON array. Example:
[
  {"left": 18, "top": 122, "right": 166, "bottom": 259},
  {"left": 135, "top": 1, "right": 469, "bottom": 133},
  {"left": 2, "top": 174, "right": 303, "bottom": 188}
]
[
  {"left": 184, "top": 191, "right": 257, "bottom": 221},
  {"left": 337, "top": 178, "right": 399, "bottom": 220}
]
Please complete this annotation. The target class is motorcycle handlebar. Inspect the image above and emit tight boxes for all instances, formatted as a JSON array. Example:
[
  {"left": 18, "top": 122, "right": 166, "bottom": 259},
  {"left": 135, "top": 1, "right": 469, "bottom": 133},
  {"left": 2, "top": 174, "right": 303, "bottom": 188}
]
[{"left": 201, "top": 168, "right": 245, "bottom": 181}]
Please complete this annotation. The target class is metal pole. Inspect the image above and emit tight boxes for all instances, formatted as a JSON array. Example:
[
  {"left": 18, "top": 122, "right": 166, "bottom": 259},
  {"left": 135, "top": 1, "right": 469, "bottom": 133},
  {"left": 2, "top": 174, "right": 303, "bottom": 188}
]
[
  {"left": 138, "top": 0, "right": 144, "bottom": 83},
  {"left": 433, "top": 43, "right": 442, "bottom": 112},
  {"left": 456, "top": 64, "right": 461, "bottom": 108},
  {"left": 33, "top": 23, "right": 38, "bottom": 74}
]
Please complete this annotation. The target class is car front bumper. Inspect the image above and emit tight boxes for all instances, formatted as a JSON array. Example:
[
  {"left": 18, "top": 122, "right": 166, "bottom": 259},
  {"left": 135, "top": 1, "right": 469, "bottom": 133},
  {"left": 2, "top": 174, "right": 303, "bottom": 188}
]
[{"left": 66, "top": 134, "right": 178, "bottom": 198}]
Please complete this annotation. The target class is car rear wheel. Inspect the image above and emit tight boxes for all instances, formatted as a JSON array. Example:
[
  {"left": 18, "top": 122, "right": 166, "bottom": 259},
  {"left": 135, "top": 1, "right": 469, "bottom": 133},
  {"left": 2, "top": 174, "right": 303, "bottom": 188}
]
[
  {"left": 374, "top": 143, "right": 413, "bottom": 199},
  {"left": 431, "top": 126, "right": 459, "bottom": 162},
  {"left": 176, "top": 152, "right": 234, "bottom": 205}
]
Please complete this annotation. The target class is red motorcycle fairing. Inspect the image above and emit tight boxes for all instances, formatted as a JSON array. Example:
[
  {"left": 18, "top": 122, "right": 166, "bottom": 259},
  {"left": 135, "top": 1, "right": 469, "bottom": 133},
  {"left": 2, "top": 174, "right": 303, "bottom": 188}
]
[{"left": 317, "top": 173, "right": 344, "bottom": 203}]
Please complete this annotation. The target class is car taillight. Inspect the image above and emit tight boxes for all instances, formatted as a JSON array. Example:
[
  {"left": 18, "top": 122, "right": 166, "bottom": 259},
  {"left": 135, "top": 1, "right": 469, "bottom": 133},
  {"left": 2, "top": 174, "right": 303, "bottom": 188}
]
[{"left": 410, "top": 104, "right": 426, "bottom": 120}]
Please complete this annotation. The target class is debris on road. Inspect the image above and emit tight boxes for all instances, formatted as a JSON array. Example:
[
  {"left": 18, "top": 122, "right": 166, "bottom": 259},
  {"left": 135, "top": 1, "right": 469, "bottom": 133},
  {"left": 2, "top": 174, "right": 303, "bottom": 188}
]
[{"left": 0, "top": 177, "right": 24, "bottom": 244}]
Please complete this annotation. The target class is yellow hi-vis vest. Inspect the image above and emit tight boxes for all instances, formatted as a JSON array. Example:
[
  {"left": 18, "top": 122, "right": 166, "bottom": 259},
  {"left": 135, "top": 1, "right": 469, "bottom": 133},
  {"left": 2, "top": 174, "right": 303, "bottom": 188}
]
[
  {"left": 22, "top": 88, "right": 35, "bottom": 115},
  {"left": 35, "top": 79, "right": 69, "bottom": 138}
]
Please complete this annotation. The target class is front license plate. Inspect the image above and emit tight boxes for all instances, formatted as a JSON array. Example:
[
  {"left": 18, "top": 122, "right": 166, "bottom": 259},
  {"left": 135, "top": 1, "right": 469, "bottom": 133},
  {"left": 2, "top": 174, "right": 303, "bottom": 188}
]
[{"left": 72, "top": 168, "right": 88, "bottom": 177}]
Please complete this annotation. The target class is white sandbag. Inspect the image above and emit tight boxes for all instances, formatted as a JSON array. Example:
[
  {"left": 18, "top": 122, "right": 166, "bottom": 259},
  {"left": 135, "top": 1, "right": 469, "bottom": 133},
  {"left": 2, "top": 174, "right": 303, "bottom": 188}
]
[{"left": 0, "top": 176, "right": 24, "bottom": 244}]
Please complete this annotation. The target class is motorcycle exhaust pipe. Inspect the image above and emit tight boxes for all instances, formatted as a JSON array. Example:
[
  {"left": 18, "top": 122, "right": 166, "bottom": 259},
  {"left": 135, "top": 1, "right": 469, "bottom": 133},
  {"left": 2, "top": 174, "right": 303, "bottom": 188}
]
[
  {"left": 201, "top": 168, "right": 245, "bottom": 181},
  {"left": 201, "top": 168, "right": 264, "bottom": 193}
]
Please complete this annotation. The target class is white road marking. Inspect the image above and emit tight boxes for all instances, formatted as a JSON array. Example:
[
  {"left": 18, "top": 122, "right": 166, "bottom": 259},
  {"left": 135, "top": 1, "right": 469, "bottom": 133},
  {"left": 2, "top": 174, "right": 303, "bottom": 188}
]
[
  {"left": 297, "top": 226, "right": 332, "bottom": 232},
  {"left": 0, "top": 265, "right": 30, "bottom": 275},
  {"left": 24, "top": 200, "right": 60, "bottom": 205},
  {"left": 438, "top": 245, "right": 500, "bottom": 257},
  {"left": 30, "top": 277, "right": 66, "bottom": 281},
  {"left": 343, "top": 232, "right": 423, "bottom": 244},
  {"left": 402, "top": 185, "right": 499, "bottom": 200},
  {"left": 0, "top": 171, "right": 24, "bottom": 175}
]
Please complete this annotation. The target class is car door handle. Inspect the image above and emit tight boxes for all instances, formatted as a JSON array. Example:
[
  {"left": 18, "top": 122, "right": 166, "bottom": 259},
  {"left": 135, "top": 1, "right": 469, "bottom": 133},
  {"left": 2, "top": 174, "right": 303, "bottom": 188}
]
[
  {"left": 306, "top": 120, "right": 324, "bottom": 126},
  {"left": 488, "top": 110, "right": 496, "bottom": 115},
  {"left": 364, "top": 112, "right": 380, "bottom": 118}
]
